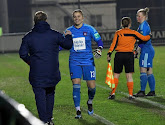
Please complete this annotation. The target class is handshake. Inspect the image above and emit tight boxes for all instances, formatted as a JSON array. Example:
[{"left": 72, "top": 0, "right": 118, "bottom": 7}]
[{"left": 64, "top": 30, "right": 72, "bottom": 36}]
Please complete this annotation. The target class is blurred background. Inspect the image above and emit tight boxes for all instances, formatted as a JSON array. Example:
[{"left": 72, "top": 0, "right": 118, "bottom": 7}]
[{"left": 0, "top": 0, "right": 165, "bottom": 52}]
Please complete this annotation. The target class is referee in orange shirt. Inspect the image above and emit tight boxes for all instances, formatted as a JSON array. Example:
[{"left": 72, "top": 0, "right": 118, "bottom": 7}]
[{"left": 107, "top": 17, "right": 151, "bottom": 100}]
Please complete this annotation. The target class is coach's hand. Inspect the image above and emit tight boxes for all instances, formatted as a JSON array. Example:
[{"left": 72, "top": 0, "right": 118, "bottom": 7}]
[
  {"left": 107, "top": 52, "right": 112, "bottom": 62},
  {"left": 64, "top": 30, "right": 72, "bottom": 36}
]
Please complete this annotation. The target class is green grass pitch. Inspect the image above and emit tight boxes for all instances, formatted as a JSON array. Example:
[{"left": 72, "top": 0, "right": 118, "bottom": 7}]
[{"left": 0, "top": 46, "right": 165, "bottom": 125}]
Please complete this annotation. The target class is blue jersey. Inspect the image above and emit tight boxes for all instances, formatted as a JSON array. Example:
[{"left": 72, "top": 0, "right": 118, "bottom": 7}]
[
  {"left": 67, "top": 23, "right": 103, "bottom": 66},
  {"left": 138, "top": 21, "right": 155, "bottom": 68},
  {"left": 137, "top": 21, "right": 154, "bottom": 53}
]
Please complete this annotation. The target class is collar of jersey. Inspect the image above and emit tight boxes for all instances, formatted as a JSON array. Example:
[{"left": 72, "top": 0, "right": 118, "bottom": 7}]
[
  {"left": 73, "top": 23, "right": 84, "bottom": 30},
  {"left": 140, "top": 20, "right": 147, "bottom": 26},
  {"left": 139, "top": 20, "right": 146, "bottom": 30}
]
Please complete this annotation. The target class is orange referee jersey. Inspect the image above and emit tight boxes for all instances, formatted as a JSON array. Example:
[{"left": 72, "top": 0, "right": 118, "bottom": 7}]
[{"left": 108, "top": 28, "right": 151, "bottom": 53}]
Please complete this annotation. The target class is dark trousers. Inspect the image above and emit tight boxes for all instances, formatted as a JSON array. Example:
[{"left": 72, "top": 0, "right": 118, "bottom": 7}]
[{"left": 32, "top": 86, "right": 55, "bottom": 123}]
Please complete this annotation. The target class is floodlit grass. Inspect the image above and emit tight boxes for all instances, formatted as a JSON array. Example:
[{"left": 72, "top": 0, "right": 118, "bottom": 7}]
[{"left": 0, "top": 46, "right": 165, "bottom": 125}]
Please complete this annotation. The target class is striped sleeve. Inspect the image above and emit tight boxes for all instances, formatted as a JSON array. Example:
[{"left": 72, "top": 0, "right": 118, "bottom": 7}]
[
  {"left": 108, "top": 32, "right": 119, "bottom": 53},
  {"left": 133, "top": 30, "right": 150, "bottom": 41}
]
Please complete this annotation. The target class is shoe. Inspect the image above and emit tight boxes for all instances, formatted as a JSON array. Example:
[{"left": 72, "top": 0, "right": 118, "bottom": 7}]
[
  {"left": 146, "top": 91, "right": 155, "bottom": 96},
  {"left": 49, "top": 121, "right": 54, "bottom": 125},
  {"left": 45, "top": 122, "right": 49, "bottom": 125},
  {"left": 87, "top": 101, "right": 94, "bottom": 115},
  {"left": 133, "top": 91, "right": 145, "bottom": 97},
  {"left": 44, "top": 121, "right": 54, "bottom": 125},
  {"left": 129, "top": 95, "right": 135, "bottom": 100},
  {"left": 108, "top": 94, "right": 115, "bottom": 99},
  {"left": 75, "top": 110, "right": 82, "bottom": 119}
]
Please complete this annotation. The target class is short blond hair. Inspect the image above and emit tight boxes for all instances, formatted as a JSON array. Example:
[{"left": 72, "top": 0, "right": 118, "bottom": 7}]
[{"left": 34, "top": 11, "right": 47, "bottom": 24}]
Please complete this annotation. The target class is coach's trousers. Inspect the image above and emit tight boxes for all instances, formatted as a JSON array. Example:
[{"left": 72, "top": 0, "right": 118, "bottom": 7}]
[{"left": 32, "top": 86, "right": 55, "bottom": 123}]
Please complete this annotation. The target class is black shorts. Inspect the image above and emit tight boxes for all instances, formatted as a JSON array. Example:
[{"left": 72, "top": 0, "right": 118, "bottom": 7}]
[{"left": 114, "top": 52, "right": 134, "bottom": 73}]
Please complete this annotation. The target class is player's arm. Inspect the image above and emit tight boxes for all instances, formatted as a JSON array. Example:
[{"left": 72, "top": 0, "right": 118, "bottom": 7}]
[
  {"left": 19, "top": 37, "right": 30, "bottom": 65},
  {"left": 107, "top": 32, "right": 118, "bottom": 62},
  {"left": 139, "top": 24, "right": 151, "bottom": 50},
  {"left": 96, "top": 39, "right": 103, "bottom": 49},
  {"left": 91, "top": 26, "right": 103, "bottom": 58},
  {"left": 134, "top": 30, "right": 151, "bottom": 41},
  {"left": 91, "top": 26, "right": 103, "bottom": 49},
  {"left": 93, "top": 39, "right": 103, "bottom": 59},
  {"left": 58, "top": 30, "right": 73, "bottom": 50},
  {"left": 133, "top": 25, "right": 150, "bottom": 58},
  {"left": 142, "top": 23, "right": 151, "bottom": 36}
]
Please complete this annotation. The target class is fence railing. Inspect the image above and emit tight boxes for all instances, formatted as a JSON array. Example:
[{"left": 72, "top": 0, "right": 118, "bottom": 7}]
[
  {"left": 0, "top": 33, "right": 25, "bottom": 53},
  {"left": 0, "top": 90, "right": 44, "bottom": 125},
  {"left": 0, "top": 31, "right": 165, "bottom": 53}
]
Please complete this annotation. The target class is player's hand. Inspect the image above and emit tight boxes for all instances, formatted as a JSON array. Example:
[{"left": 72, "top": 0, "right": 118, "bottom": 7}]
[
  {"left": 133, "top": 50, "right": 138, "bottom": 59},
  {"left": 134, "top": 46, "right": 141, "bottom": 59},
  {"left": 107, "top": 52, "right": 112, "bottom": 62},
  {"left": 64, "top": 30, "right": 72, "bottom": 36},
  {"left": 93, "top": 47, "right": 102, "bottom": 59}
]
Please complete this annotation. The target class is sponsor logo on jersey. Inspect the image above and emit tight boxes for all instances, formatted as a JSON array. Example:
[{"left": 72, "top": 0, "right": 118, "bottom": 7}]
[
  {"left": 73, "top": 37, "right": 86, "bottom": 51},
  {"left": 94, "top": 33, "right": 100, "bottom": 39}
]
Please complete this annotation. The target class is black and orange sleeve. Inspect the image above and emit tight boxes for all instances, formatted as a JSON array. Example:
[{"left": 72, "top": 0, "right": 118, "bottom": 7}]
[
  {"left": 108, "top": 32, "right": 119, "bottom": 53},
  {"left": 133, "top": 31, "right": 151, "bottom": 41}
]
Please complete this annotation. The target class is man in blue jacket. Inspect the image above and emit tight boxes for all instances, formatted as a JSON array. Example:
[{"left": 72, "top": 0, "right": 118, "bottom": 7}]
[{"left": 19, "top": 11, "right": 73, "bottom": 125}]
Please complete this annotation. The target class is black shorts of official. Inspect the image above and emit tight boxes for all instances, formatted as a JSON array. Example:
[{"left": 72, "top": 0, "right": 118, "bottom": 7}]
[{"left": 114, "top": 52, "right": 134, "bottom": 73}]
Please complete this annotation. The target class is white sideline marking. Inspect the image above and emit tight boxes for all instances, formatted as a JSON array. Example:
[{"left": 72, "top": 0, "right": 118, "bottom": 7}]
[
  {"left": 119, "top": 91, "right": 165, "bottom": 109},
  {"left": 75, "top": 80, "right": 115, "bottom": 124},
  {"left": 81, "top": 107, "right": 115, "bottom": 125},
  {"left": 96, "top": 84, "right": 165, "bottom": 110}
]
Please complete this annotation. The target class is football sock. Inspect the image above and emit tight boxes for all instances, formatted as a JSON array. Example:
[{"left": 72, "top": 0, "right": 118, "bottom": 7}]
[
  {"left": 76, "top": 106, "right": 80, "bottom": 111},
  {"left": 111, "top": 78, "right": 119, "bottom": 95},
  {"left": 88, "top": 99, "right": 93, "bottom": 104},
  {"left": 73, "top": 84, "right": 81, "bottom": 109},
  {"left": 88, "top": 87, "right": 96, "bottom": 104},
  {"left": 127, "top": 82, "right": 134, "bottom": 96},
  {"left": 148, "top": 74, "right": 155, "bottom": 91},
  {"left": 140, "top": 73, "right": 148, "bottom": 91}
]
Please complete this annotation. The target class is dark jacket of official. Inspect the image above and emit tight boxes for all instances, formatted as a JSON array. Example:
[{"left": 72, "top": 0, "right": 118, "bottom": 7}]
[{"left": 19, "top": 21, "right": 72, "bottom": 88}]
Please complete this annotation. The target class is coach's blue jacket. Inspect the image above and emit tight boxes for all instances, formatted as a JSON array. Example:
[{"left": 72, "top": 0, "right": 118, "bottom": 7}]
[{"left": 19, "top": 21, "right": 72, "bottom": 88}]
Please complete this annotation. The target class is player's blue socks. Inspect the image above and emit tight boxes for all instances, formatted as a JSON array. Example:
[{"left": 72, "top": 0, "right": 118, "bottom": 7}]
[
  {"left": 73, "top": 84, "right": 81, "bottom": 109},
  {"left": 88, "top": 87, "right": 96, "bottom": 103},
  {"left": 148, "top": 74, "right": 155, "bottom": 91},
  {"left": 140, "top": 73, "right": 148, "bottom": 91}
]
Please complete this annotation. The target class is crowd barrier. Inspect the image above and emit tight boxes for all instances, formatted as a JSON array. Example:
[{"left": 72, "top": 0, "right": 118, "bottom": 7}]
[
  {"left": 0, "top": 31, "right": 165, "bottom": 53},
  {"left": 0, "top": 90, "right": 44, "bottom": 125}
]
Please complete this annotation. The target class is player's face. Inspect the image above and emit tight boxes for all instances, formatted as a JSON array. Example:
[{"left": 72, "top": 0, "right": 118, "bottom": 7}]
[
  {"left": 136, "top": 12, "right": 145, "bottom": 23},
  {"left": 73, "top": 12, "right": 84, "bottom": 26}
]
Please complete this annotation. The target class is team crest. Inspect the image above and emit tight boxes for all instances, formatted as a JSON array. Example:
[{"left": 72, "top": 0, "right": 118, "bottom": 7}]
[{"left": 83, "top": 32, "right": 87, "bottom": 36}]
